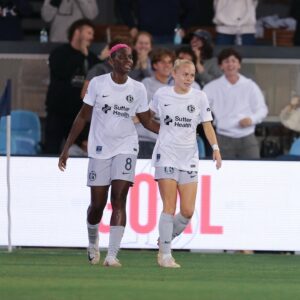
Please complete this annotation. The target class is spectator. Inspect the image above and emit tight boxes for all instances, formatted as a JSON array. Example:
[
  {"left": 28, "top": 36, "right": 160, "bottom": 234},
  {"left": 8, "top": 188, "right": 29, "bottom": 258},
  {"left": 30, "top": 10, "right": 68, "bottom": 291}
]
[
  {"left": 116, "top": 0, "right": 194, "bottom": 44},
  {"left": 130, "top": 31, "right": 153, "bottom": 81},
  {"left": 44, "top": 19, "right": 99, "bottom": 154},
  {"left": 189, "top": 29, "right": 222, "bottom": 88},
  {"left": 41, "top": 0, "right": 99, "bottom": 42},
  {"left": 203, "top": 48, "right": 268, "bottom": 159},
  {"left": 213, "top": 0, "right": 258, "bottom": 45},
  {"left": 0, "top": 0, "right": 32, "bottom": 40}
]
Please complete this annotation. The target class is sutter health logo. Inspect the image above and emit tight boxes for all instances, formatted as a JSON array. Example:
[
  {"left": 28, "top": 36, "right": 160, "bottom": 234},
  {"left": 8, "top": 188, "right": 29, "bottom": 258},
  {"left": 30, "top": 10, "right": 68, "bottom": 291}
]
[
  {"left": 102, "top": 104, "right": 111, "bottom": 113},
  {"left": 113, "top": 105, "right": 130, "bottom": 118},
  {"left": 164, "top": 115, "right": 192, "bottom": 128}
]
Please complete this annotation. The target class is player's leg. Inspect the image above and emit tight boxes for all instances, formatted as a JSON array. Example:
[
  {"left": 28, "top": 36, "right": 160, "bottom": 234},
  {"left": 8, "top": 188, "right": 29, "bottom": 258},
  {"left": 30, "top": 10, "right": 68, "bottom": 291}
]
[
  {"left": 176, "top": 181, "right": 198, "bottom": 237},
  {"left": 157, "top": 176, "right": 180, "bottom": 268},
  {"left": 103, "top": 154, "right": 137, "bottom": 267},
  {"left": 103, "top": 179, "right": 132, "bottom": 267},
  {"left": 86, "top": 158, "right": 111, "bottom": 265},
  {"left": 86, "top": 186, "right": 109, "bottom": 264}
]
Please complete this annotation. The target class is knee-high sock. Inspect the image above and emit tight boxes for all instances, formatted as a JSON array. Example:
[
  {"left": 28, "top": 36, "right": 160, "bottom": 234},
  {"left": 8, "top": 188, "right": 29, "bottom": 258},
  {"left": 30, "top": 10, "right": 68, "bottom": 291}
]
[
  {"left": 159, "top": 212, "right": 174, "bottom": 255},
  {"left": 87, "top": 221, "right": 99, "bottom": 248},
  {"left": 172, "top": 213, "right": 190, "bottom": 239},
  {"left": 107, "top": 226, "right": 125, "bottom": 258}
]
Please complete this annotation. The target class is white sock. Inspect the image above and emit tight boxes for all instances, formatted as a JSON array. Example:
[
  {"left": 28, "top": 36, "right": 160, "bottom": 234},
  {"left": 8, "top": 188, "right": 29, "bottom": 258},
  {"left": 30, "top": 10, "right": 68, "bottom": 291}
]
[
  {"left": 172, "top": 213, "right": 190, "bottom": 239},
  {"left": 107, "top": 226, "right": 124, "bottom": 258},
  {"left": 159, "top": 212, "right": 174, "bottom": 255},
  {"left": 87, "top": 221, "right": 99, "bottom": 248}
]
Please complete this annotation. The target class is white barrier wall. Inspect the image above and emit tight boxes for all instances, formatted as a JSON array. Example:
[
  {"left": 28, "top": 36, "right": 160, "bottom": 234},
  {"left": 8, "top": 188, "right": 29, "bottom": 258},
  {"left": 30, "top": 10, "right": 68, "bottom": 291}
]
[{"left": 1, "top": 157, "right": 300, "bottom": 251}]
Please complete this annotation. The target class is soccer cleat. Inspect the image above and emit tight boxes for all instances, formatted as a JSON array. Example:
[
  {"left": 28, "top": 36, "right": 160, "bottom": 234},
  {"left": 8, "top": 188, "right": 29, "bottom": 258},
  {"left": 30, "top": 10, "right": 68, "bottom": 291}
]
[
  {"left": 158, "top": 255, "right": 181, "bottom": 268},
  {"left": 87, "top": 235, "right": 100, "bottom": 265},
  {"left": 103, "top": 256, "right": 122, "bottom": 267},
  {"left": 87, "top": 245, "right": 100, "bottom": 265}
]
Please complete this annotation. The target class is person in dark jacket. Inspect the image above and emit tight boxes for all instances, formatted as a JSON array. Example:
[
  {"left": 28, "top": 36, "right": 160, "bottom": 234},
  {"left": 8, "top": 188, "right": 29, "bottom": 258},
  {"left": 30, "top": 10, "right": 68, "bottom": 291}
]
[
  {"left": 116, "top": 0, "right": 194, "bottom": 44},
  {"left": 44, "top": 19, "right": 99, "bottom": 154}
]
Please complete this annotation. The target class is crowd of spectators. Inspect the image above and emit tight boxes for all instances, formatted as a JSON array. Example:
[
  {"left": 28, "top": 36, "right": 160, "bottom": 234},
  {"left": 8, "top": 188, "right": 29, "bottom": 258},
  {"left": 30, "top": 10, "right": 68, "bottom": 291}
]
[{"left": 1, "top": 0, "right": 299, "bottom": 159}]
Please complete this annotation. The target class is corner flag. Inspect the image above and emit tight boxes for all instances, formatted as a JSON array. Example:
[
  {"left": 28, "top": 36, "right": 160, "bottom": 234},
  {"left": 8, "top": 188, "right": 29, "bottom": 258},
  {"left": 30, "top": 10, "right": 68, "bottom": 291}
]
[
  {"left": 0, "top": 79, "right": 12, "bottom": 252},
  {"left": 0, "top": 79, "right": 11, "bottom": 118}
]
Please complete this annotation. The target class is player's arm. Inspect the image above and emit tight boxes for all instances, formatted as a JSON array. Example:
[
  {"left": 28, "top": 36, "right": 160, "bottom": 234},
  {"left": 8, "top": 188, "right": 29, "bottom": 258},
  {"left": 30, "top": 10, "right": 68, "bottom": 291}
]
[
  {"left": 81, "top": 80, "right": 90, "bottom": 99},
  {"left": 58, "top": 103, "right": 93, "bottom": 171},
  {"left": 202, "top": 121, "right": 222, "bottom": 169},
  {"left": 136, "top": 109, "right": 160, "bottom": 134}
]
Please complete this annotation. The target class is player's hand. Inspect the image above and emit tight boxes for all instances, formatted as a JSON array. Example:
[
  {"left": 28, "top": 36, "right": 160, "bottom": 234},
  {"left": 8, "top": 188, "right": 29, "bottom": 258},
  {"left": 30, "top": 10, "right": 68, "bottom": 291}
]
[
  {"left": 58, "top": 151, "right": 69, "bottom": 171},
  {"left": 213, "top": 150, "right": 222, "bottom": 170}
]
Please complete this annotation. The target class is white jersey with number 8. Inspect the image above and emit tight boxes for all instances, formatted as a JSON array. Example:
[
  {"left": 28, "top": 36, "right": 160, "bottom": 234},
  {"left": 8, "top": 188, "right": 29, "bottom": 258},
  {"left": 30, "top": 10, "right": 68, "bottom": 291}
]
[{"left": 83, "top": 73, "right": 149, "bottom": 159}]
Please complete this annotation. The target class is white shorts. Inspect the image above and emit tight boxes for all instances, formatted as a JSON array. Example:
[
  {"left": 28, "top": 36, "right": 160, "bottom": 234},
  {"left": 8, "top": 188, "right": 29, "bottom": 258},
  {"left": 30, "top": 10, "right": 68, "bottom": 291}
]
[
  {"left": 87, "top": 154, "right": 137, "bottom": 186},
  {"left": 155, "top": 167, "right": 198, "bottom": 185}
]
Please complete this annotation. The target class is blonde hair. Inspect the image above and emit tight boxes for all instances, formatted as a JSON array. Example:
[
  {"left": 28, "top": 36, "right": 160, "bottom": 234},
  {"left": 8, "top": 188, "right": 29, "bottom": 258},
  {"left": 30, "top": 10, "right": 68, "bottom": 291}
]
[{"left": 173, "top": 59, "right": 195, "bottom": 72}]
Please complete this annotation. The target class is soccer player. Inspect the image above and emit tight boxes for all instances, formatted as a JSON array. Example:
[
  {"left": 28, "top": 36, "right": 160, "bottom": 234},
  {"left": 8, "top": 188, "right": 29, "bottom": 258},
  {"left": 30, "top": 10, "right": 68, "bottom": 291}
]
[
  {"left": 58, "top": 44, "right": 159, "bottom": 267},
  {"left": 150, "top": 59, "right": 222, "bottom": 268}
]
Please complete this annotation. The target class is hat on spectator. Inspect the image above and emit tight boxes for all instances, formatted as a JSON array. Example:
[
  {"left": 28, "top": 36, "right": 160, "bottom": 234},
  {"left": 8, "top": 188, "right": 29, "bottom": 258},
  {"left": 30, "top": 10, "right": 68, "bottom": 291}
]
[{"left": 192, "top": 29, "right": 212, "bottom": 43}]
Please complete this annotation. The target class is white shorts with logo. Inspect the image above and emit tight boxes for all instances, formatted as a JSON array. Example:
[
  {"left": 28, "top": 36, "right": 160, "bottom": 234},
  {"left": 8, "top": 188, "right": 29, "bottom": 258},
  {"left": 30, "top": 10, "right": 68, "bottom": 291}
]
[
  {"left": 87, "top": 154, "right": 137, "bottom": 186},
  {"left": 155, "top": 167, "right": 198, "bottom": 185}
]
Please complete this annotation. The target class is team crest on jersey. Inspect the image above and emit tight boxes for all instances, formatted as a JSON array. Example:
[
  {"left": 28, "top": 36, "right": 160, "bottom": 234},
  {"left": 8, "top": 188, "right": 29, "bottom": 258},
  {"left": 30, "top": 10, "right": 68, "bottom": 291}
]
[
  {"left": 156, "top": 154, "right": 161, "bottom": 161},
  {"left": 207, "top": 107, "right": 211, "bottom": 112},
  {"left": 89, "top": 171, "right": 96, "bottom": 181},
  {"left": 96, "top": 146, "right": 102, "bottom": 153},
  {"left": 164, "top": 115, "right": 173, "bottom": 125},
  {"left": 164, "top": 167, "right": 174, "bottom": 174},
  {"left": 187, "top": 105, "right": 195, "bottom": 113},
  {"left": 126, "top": 95, "right": 134, "bottom": 103},
  {"left": 102, "top": 104, "right": 111, "bottom": 113}
]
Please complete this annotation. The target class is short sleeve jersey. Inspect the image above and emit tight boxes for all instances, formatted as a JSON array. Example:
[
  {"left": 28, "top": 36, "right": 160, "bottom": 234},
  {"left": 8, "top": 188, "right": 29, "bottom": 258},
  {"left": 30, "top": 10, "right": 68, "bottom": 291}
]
[
  {"left": 150, "top": 86, "right": 213, "bottom": 171},
  {"left": 83, "top": 73, "right": 149, "bottom": 159}
]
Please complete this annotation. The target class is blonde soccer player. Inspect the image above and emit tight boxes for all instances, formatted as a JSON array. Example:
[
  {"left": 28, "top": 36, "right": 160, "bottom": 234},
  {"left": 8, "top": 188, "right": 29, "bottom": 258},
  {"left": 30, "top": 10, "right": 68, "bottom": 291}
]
[{"left": 150, "top": 59, "right": 222, "bottom": 268}]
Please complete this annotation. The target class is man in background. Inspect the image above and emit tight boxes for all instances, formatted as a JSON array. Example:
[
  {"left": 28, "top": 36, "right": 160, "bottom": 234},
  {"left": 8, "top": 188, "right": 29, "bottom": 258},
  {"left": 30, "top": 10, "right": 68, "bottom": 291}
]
[{"left": 44, "top": 19, "right": 99, "bottom": 154}]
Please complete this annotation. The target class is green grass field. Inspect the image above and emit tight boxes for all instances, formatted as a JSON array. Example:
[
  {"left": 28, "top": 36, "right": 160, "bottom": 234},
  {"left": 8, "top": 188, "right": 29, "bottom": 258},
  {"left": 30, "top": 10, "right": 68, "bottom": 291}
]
[{"left": 1, "top": 248, "right": 300, "bottom": 300}]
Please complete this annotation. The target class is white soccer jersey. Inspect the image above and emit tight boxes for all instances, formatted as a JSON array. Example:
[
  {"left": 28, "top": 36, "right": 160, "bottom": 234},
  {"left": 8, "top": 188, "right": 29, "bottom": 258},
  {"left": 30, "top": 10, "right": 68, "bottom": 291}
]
[
  {"left": 83, "top": 73, "right": 149, "bottom": 159},
  {"left": 150, "top": 86, "right": 213, "bottom": 171}
]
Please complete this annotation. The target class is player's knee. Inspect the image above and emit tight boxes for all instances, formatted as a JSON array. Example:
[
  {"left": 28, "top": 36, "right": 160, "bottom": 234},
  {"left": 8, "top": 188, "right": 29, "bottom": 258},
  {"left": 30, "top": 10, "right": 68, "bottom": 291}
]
[
  {"left": 90, "top": 202, "right": 106, "bottom": 214},
  {"left": 162, "top": 207, "right": 176, "bottom": 215},
  {"left": 181, "top": 209, "right": 194, "bottom": 219}
]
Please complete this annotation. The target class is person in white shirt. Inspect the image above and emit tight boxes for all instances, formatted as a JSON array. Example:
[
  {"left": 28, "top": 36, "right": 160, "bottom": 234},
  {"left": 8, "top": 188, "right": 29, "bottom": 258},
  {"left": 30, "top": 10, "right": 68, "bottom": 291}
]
[
  {"left": 58, "top": 44, "right": 159, "bottom": 267},
  {"left": 213, "top": 0, "right": 258, "bottom": 45},
  {"left": 203, "top": 48, "right": 268, "bottom": 159},
  {"left": 150, "top": 59, "right": 222, "bottom": 268},
  {"left": 41, "top": 0, "right": 99, "bottom": 42}
]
